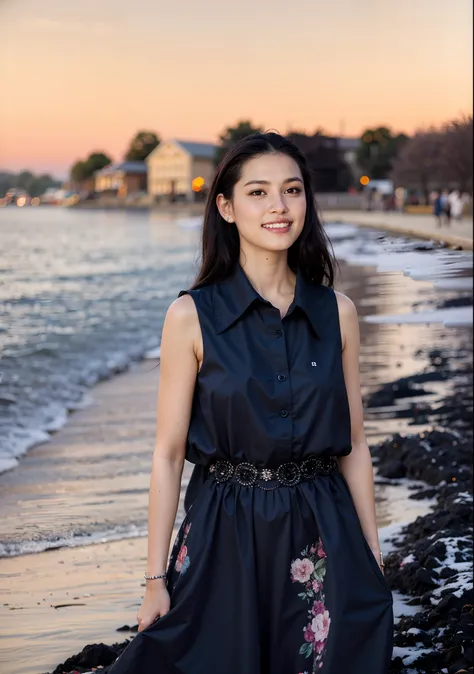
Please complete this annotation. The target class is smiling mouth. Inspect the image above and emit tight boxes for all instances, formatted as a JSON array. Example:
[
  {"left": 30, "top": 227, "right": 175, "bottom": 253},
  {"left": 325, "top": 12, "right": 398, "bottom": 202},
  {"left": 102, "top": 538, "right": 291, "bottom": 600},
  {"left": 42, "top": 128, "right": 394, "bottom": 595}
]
[{"left": 261, "top": 221, "right": 292, "bottom": 230}]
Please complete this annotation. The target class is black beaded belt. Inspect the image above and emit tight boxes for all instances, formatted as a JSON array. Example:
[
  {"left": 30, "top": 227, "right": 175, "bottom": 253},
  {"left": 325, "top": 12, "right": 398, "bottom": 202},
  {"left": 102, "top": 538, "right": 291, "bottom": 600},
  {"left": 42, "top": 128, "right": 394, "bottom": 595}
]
[{"left": 208, "top": 456, "right": 338, "bottom": 490}]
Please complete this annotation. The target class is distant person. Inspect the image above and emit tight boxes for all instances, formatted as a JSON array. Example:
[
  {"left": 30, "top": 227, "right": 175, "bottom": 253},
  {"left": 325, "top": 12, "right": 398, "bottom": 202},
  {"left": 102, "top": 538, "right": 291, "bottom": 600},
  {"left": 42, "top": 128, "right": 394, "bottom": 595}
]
[
  {"left": 449, "top": 190, "right": 463, "bottom": 221},
  {"left": 107, "top": 132, "right": 393, "bottom": 674},
  {"left": 366, "top": 186, "right": 375, "bottom": 211},
  {"left": 441, "top": 189, "right": 451, "bottom": 226},
  {"left": 394, "top": 186, "right": 406, "bottom": 213},
  {"left": 373, "top": 189, "right": 383, "bottom": 211},
  {"left": 433, "top": 191, "right": 443, "bottom": 227}
]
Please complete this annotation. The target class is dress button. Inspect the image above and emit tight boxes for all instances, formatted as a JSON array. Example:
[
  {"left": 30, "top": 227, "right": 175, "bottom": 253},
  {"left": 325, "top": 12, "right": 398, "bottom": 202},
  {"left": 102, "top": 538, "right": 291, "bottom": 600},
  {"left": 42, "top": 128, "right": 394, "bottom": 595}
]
[
  {"left": 274, "top": 329, "right": 282, "bottom": 337},
  {"left": 280, "top": 409, "right": 289, "bottom": 418},
  {"left": 277, "top": 374, "right": 286, "bottom": 382}
]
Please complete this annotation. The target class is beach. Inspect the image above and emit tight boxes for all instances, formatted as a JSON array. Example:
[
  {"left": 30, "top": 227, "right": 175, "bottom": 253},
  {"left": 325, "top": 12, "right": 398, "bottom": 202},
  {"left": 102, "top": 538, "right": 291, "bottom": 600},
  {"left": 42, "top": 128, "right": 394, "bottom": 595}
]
[{"left": 0, "top": 208, "right": 472, "bottom": 674}]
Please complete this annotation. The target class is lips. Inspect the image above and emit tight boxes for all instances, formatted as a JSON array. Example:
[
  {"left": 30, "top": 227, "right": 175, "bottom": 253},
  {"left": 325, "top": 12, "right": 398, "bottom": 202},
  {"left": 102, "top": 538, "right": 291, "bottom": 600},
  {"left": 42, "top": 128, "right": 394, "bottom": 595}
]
[{"left": 262, "top": 221, "right": 292, "bottom": 230}]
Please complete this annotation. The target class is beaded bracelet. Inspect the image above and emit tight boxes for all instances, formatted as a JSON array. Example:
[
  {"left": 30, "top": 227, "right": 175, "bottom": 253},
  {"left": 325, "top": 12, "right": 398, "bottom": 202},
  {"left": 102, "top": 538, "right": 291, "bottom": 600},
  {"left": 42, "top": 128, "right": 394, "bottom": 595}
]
[{"left": 144, "top": 572, "right": 167, "bottom": 581}]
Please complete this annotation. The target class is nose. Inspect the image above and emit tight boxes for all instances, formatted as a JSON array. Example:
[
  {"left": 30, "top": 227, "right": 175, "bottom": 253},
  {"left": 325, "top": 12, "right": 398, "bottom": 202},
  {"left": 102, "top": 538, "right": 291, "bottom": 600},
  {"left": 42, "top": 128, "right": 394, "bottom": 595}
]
[{"left": 269, "top": 193, "right": 288, "bottom": 213}]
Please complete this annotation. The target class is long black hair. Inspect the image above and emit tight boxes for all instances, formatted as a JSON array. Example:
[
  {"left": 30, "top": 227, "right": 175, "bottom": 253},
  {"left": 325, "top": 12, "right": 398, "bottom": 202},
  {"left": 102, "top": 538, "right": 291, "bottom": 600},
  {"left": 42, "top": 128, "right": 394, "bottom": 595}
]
[{"left": 190, "top": 131, "right": 336, "bottom": 289}]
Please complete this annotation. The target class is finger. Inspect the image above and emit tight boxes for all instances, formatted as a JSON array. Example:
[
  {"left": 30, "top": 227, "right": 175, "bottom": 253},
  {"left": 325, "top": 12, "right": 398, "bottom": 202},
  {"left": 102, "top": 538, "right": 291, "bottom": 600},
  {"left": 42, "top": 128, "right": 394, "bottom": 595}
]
[{"left": 138, "top": 617, "right": 156, "bottom": 633}]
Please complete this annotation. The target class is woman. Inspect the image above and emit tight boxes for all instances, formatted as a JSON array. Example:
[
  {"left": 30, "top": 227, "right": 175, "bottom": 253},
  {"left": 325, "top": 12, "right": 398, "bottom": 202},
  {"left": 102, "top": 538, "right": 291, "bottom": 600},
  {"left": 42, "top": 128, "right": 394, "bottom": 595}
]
[{"left": 109, "top": 132, "right": 393, "bottom": 674}]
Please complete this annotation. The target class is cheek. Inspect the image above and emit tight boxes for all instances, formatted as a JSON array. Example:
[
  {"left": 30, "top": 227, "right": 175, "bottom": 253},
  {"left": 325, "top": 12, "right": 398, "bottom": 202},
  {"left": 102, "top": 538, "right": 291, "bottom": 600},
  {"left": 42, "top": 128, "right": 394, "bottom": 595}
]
[
  {"left": 292, "top": 198, "right": 307, "bottom": 229},
  {"left": 234, "top": 199, "right": 264, "bottom": 225}
]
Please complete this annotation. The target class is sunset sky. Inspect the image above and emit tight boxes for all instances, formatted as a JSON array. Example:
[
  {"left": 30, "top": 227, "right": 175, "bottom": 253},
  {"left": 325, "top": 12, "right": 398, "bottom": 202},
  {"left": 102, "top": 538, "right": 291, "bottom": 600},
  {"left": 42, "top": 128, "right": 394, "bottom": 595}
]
[{"left": 0, "top": 0, "right": 472, "bottom": 178}]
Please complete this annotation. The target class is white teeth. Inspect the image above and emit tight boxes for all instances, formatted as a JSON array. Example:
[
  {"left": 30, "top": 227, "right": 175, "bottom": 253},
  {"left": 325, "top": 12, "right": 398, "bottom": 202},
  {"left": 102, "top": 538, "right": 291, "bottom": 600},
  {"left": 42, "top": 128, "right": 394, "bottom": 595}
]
[{"left": 262, "top": 223, "right": 291, "bottom": 229}]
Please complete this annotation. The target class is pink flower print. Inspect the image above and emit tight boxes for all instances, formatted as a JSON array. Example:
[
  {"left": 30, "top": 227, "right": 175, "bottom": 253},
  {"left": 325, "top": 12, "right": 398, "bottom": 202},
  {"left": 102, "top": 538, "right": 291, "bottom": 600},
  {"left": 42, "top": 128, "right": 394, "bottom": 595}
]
[
  {"left": 291, "top": 558, "right": 315, "bottom": 584},
  {"left": 293, "top": 539, "right": 330, "bottom": 670},
  {"left": 312, "top": 579, "right": 321, "bottom": 592},
  {"left": 315, "top": 640, "right": 325, "bottom": 654},
  {"left": 317, "top": 539, "right": 327, "bottom": 558},
  {"left": 303, "top": 622, "right": 315, "bottom": 643},
  {"left": 175, "top": 544, "right": 187, "bottom": 572},
  {"left": 311, "top": 610, "right": 331, "bottom": 644},
  {"left": 311, "top": 600, "right": 326, "bottom": 616}
]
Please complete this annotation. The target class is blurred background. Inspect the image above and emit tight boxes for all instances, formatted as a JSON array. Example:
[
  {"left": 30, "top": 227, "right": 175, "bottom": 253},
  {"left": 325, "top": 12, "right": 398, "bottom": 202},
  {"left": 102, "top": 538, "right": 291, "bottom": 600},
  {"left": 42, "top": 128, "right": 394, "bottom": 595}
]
[
  {"left": 0, "top": 0, "right": 472, "bottom": 209},
  {"left": 0, "top": 2, "right": 472, "bottom": 674}
]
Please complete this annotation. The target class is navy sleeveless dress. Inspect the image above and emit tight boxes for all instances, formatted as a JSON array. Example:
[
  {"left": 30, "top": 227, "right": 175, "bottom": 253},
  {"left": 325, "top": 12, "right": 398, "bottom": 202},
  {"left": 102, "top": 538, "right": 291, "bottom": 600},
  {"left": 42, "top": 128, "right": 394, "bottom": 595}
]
[{"left": 109, "top": 262, "right": 393, "bottom": 674}]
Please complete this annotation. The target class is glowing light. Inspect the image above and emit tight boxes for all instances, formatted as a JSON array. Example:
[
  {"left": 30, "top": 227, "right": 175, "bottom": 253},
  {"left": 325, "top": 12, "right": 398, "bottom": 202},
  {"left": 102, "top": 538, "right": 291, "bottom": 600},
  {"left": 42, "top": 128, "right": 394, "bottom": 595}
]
[
  {"left": 360, "top": 176, "right": 370, "bottom": 186},
  {"left": 192, "top": 176, "right": 205, "bottom": 192}
]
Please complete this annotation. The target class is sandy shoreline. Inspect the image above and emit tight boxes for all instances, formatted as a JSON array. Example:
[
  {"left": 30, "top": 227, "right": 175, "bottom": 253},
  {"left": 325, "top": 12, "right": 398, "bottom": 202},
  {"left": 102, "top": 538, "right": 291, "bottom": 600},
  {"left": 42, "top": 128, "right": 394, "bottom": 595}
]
[
  {"left": 1, "top": 536, "right": 149, "bottom": 674},
  {"left": 326, "top": 210, "right": 473, "bottom": 251},
  {"left": 0, "top": 358, "right": 194, "bottom": 674}
]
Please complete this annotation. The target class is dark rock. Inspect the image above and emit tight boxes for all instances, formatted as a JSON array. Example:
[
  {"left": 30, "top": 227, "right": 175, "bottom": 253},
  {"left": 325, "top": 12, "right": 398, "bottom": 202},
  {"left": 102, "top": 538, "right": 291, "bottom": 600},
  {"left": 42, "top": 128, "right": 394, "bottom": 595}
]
[
  {"left": 50, "top": 643, "right": 124, "bottom": 674},
  {"left": 414, "top": 567, "right": 438, "bottom": 588},
  {"left": 440, "top": 567, "right": 459, "bottom": 579},
  {"left": 382, "top": 459, "right": 407, "bottom": 479},
  {"left": 116, "top": 623, "right": 138, "bottom": 632},
  {"left": 437, "top": 296, "right": 473, "bottom": 309}
]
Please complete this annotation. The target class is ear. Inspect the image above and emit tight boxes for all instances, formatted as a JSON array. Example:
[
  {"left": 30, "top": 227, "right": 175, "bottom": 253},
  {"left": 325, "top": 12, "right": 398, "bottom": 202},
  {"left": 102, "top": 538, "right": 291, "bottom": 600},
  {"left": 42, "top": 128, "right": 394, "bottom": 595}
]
[{"left": 216, "top": 193, "right": 235, "bottom": 223}]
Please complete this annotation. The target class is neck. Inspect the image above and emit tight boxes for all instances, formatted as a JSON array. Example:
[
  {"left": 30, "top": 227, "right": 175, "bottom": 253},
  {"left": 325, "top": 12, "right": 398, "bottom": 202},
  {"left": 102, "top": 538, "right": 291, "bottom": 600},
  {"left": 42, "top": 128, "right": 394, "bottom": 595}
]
[{"left": 238, "top": 249, "right": 295, "bottom": 301}]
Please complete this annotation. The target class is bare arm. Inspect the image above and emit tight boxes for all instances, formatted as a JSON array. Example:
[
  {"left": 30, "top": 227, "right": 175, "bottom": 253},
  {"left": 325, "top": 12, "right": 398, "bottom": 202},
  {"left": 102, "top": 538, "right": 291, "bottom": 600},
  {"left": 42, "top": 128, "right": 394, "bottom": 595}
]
[
  {"left": 137, "top": 294, "right": 200, "bottom": 629},
  {"left": 335, "top": 292, "right": 382, "bottom": 565}
]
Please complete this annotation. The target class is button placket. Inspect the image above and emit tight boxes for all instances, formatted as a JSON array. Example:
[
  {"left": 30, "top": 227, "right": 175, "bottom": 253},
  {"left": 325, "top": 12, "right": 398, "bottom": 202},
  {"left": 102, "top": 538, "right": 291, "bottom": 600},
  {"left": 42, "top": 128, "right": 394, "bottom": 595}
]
[{"left": 266, "top": 310, "right": 292, "bottom": 454}]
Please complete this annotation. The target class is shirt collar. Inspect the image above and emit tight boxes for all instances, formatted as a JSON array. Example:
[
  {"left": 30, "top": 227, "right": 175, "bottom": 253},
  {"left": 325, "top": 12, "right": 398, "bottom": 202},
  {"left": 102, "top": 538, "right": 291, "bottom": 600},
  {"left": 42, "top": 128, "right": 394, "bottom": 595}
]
[{"left": 213, "top": 262, "right": 323, "bottom": 337}]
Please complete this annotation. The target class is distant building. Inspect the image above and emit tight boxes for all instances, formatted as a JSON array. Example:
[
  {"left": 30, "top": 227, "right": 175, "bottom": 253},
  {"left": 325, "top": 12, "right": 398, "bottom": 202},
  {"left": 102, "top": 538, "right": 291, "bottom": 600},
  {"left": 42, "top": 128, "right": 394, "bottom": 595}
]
[
  {"left": 146, "top": 140, "right": 217, "bottom": 201},
  {"left": 94, "top": 161, "right": 147, "bottom": 197}
]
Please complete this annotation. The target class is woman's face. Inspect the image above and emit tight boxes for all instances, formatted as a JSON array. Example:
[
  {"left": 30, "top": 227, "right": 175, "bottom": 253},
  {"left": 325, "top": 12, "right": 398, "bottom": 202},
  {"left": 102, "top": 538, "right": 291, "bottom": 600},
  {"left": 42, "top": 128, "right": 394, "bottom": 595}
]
[{"left": 217, "top": 152, "right": 307, "bottom": 253}]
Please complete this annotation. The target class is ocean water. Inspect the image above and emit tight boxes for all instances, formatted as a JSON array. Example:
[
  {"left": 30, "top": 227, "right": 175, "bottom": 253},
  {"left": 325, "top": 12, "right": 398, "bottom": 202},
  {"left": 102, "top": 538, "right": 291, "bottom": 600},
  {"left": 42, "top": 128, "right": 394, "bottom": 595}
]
[
  {"left": 0, "top": 206, "right": 472, "bottom": 560},
  {"left": 0, "top": 207, "right": 201, "bottom": 474}
]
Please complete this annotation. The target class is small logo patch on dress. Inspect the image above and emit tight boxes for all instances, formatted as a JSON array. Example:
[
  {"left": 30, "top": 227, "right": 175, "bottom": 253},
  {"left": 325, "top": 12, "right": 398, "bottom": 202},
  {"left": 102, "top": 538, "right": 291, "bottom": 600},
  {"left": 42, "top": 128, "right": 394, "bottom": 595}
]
[{"left": 311, "top": 361, "right": 317, "bottom": 367}]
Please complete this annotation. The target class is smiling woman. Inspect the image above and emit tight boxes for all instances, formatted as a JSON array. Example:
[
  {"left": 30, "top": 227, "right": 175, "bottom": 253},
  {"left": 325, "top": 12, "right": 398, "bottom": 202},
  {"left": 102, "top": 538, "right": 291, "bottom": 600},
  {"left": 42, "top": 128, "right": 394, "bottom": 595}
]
[
  {"left": 106, "top": 132, "right": 393, "bottom": 674},
  {"left": 217, "top": 156, "right": 306, "bottom": 245}
]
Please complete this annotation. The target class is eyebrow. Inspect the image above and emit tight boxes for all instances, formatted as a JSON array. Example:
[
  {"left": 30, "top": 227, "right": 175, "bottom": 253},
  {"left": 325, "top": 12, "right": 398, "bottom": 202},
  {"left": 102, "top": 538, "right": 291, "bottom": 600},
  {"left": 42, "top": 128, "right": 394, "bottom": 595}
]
[{"left": 243, "top": 177, "right": 303, "bottom": 187}]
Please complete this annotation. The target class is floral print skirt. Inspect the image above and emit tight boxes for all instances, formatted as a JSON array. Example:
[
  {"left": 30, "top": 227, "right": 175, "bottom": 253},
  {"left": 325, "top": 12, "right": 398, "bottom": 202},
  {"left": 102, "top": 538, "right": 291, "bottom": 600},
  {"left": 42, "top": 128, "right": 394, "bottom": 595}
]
[{"left": 108, "top": 470, "right": 393, "bottom": 674}]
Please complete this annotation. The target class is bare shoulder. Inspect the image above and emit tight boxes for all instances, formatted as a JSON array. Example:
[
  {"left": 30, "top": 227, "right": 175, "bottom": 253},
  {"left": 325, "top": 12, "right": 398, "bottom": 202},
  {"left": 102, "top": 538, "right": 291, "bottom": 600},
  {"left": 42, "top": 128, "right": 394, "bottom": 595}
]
[
  {"left": 165, "top": 293, "right": 198, "bottom": 324},
  {"left": 334, "top": 291, "right": 359, "bottom": 350},
  {"left": 334, "top": 291, "right": 358, "bottom": 321},
  {"left": 163, "top": 294, "right": 200, "bottom": 344}
]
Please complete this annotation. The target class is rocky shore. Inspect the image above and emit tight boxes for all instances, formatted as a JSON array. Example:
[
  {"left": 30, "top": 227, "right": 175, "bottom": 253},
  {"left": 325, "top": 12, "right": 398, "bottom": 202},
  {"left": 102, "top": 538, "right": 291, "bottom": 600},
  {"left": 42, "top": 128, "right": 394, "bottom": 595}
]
[
  {"left": 45, "top": 348, "right": 473, "bottom": 674},
  {"left": 373, "top": 346, "right": 473, "bottom": 674}
]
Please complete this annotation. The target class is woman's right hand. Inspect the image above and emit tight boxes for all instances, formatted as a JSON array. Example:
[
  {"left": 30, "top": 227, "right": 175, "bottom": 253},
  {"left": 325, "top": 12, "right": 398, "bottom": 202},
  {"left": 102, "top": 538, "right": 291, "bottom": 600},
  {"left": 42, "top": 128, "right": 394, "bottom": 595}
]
[{"left": 136, "top": 582, "right": 170, "bottom": 632}]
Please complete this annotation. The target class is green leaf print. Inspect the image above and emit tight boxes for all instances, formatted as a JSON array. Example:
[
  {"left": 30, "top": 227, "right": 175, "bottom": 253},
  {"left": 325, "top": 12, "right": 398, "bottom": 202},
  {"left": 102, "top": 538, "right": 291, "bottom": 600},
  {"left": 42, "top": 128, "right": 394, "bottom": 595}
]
[{"left": 299, "top": 642, "right": 313, "bottom": 658}]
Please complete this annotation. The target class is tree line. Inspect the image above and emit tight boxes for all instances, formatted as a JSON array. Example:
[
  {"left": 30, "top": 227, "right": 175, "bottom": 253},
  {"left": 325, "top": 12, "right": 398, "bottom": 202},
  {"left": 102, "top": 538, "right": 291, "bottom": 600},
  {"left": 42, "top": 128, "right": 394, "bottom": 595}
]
[
  {"left": 390, "top": 115, "right": 472, "bottom": 195},
  {"left": 70, "top": 131, "right": 161, "bottom": 183},
  {"left": 0, "top": 170, "right": 62, "bottom": 198},
  {"left": 69, "top": 114, "right": 472, "bottom": 194}
]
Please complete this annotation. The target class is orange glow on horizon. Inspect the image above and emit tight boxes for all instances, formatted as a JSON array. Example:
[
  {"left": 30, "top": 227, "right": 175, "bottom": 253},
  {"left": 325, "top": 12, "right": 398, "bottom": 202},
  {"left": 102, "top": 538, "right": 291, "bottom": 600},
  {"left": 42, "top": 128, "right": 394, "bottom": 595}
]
[{"left": 0, "top": 0, "right": 472, "bottom": 177}]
